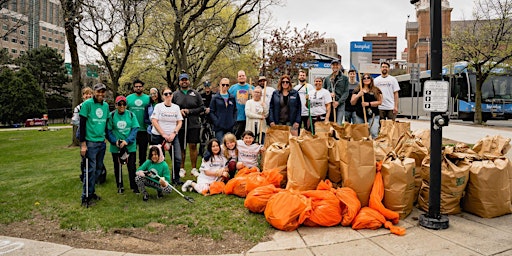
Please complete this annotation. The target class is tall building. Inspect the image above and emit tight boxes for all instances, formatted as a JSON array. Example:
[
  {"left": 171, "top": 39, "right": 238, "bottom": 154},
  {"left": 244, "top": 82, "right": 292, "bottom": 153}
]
[
  {"left": 310, "top": 38, "right": 340, "bottom": 61},
  {"left": 405, "top": 0, "right": 452, "bottom": 70},
  {"left": 0, "top": 0, "right": 65, "bottom": 58},
  {"left": 362, "top": 32, "right": 397, "bottom": 64}
]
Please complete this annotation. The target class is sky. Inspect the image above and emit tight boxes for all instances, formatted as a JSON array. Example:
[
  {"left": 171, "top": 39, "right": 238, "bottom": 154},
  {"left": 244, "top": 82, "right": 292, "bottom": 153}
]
[{"left": 267, "top": 0, "right": 475, "bottom": 68}]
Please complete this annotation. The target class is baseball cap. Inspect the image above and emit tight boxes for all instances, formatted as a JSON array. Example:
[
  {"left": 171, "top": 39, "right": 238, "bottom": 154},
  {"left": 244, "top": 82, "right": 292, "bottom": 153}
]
[
  {"left": 93, "top": 83, "right": 107, "bottom": 91},
  {"left": 204, "top": 81, "right": 211, "bottom": 87},
  {"left": 258, "top": 76, "right": 267, "bottom": 81},
  {"left": 115, "top": 96, "right": 127, "bottom": 104},
  {"left": 331, "top": 59, "right": 340, "bottom": 64},
  {"left": 179, "top": 73, "right": 189, "bottom": 80}
]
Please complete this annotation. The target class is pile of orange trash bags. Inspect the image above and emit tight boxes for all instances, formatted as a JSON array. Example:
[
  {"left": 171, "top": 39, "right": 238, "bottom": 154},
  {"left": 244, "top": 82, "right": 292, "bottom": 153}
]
[{"left": 222, "top": 164, "right": 405, "bottom": 235}]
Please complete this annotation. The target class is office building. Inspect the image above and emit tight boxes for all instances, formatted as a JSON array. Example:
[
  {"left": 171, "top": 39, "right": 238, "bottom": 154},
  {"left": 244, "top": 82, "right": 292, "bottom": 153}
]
[{"left": 362, "top": 32, "right": 397, "bottom": 64}]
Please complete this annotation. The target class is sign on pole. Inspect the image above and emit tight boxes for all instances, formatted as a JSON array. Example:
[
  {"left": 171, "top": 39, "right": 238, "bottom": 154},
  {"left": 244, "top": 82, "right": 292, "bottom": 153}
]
[{"left": 423, "top": 80, "right": 449, "bottom": 112}]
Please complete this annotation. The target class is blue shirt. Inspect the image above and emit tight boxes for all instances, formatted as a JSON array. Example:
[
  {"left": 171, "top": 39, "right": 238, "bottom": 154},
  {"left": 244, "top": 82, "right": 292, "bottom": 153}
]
[{"left": 228, "top": 83, "right": 253, "bottom": 121}]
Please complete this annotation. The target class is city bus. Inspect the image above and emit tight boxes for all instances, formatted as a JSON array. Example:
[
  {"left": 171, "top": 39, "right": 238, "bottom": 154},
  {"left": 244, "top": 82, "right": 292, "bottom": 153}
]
[{"left": 395, "top": 62, "right": 512, "bottom": 121}]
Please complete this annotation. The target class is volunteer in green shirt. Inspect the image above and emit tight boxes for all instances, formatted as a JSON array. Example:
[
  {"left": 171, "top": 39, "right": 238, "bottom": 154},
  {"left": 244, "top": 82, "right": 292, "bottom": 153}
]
[
  {"left": 107, "top": 96, "right": 140, "bottom": 194},
  {"left": 79, "top": 83, "right": 109, "bottom": 207},
  {"left": 126, "top": 79, "right": 150, "bottom": 167}
]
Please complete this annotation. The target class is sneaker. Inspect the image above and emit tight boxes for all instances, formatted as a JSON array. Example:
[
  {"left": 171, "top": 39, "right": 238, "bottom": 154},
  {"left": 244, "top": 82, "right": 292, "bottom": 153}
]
[
  {"left": 117, "top": 187, "right": 124, "bottom": 194},
  {"left": 179, "top": 168, "right": 186, "bottom": 178},
  {"left": 91, "top": 194, "right": 101, "bottom": 201},
  {"left": 132, "top": 189, "right": 140, "bottom": 194},
  {"left": 81, "top": 197, "right": 95, "bottom": 207},
  {"left": 142, "top": 192, "right": 149, "bottom": 202},
  {"left": 191, "top": 168, "right": 200, "bottom": 177},
  {"left": 157, "top": 190, "right": 163, "bottom": 198},
  {"left": 173, "top": 179, "right": 184, "bottom": 186},
  {"left": 181, "top": 180, "right": 193, "bottom": 192}
]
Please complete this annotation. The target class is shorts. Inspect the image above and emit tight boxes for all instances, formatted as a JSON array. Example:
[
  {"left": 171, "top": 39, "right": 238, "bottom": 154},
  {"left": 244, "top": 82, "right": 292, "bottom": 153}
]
[{"left": 178, "top": 127, "right": 200, "bottom": 148}]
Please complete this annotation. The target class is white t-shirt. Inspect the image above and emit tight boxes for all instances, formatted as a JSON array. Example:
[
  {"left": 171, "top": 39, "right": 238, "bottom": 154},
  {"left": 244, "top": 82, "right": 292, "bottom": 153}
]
[
  {"left": 237, "top": 140, "right": 262, "bottom": 168},
  {"left": 197, "top": 155, "right": 227, "bottom": 184},
  {"left": 294, "top": 83, "right": 315, "bottom": 116},
  {"left": 374, "top": 75, "right": 400, "bottom": 110},
  {"left": 308, "top": 88, "right": 332, "bottom": 116},
  {"left": 150, "top": 103, "right": 183, "bottom": 135},
  {"left": 262, "top": 86, "right": 275, "bottom": 108}
]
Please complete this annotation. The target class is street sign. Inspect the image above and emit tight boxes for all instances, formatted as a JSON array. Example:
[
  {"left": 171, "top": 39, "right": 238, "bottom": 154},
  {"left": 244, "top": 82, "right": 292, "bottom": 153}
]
[
  {"left": 64, "top": 63, "right": 72, "bottom": 75},
  {"left": 423, "top": 80, "right": 449, "bottom": 112},
  {"left": 86, "top": 64, "right": 98, "bottom": 78}
]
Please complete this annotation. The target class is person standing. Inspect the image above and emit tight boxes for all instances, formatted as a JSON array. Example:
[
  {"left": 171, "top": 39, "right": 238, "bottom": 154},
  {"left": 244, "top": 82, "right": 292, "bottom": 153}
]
[
  {"left": 345, "top": 69, "right": 359, "bottom": 123},
  {"left": 144, "top": 87, "right": 163, "bottom": 143},
  {"left": 172, "top": 73, "right": 205, "bottom": 179},
  {"left": 268, "top": 74, "right": 302, "bottom": 136},
  {"left": 245, "top": 86, "right": 269, "bottom": 143},
  {"left": 307, "top": 77, "right": 332, "bottom": 129},
  {"left": 200, "top": 81, "right": 213, "bottom": 115},
  {"left": 126, "top": 79, "right": 150, "bottom": 166},
  {"left": 374, "top": 62, "right": 400, "bottom": 121},
  {"left": 257, "top": 76, "right": 274, "bottom": 128},
  {"left": 293, "top": 70, "right": 315, "bottom": 130},
  {"left": 71, "top": 87, "right": 93, "bottom": 183},
  {"left": 350, "top": 74, "right": 382, "bottom": 139},
  {"left": 323, "top": 60, "right": 349, "bottom": 124},
  {"left": 106, "top": 96, "right": 140, "bottom": 194},
  {"left": 79, "top": 83, "right": 109, "bottom": 206},
  {"left": 228, "top": 70, "right": 254, "bottom": 139},
  {"left": 209, "top": 78, "right": 237, "bottom": 143},
  {"left": 151, "top": 87, "right": 183, "bottom": 185}
]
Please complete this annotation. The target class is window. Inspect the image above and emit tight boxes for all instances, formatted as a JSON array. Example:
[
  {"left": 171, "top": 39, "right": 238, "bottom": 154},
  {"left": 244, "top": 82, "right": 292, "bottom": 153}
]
[
  {"left": 20, "top": 51, "right": 24, "bottom": 54},
  {"left": 42, "top": 36, "right": 46, "bottom": 40},
  {"left": 11, "top": 49, "right": 17, "bottom": 53},
  {"left": 42, "top": 27, "right": 47, "bottom": 31},
  {"left": 20, "top": 40, "right": 24, "bottom": 45},
  {"left": 20, "top": 30, "right": 24, "bottom": 35},
  {"left": 54, "top": 39, "right": 58, "bottom": 43},
  {"left": 48, "top": 37, "right": 52, "bottom": 42},
  {"left": 11, "top": 38, "right": 17, "bottom": 43},
  {"left": 2, "top": 36, "right": 7, "bottom": 41},
  {"left": 2, "top": 24, "right": 7, "bottom": 30}
]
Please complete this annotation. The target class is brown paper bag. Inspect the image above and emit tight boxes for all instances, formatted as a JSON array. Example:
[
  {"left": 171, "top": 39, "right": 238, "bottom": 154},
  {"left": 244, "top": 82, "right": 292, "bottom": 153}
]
[
  {"left": 374, "top": 137, "right": 393, "bottom": 162},
  {"left": 286, "top": 132, "right": 328, "bottom": 191},
  {"left": 472, "top": 135, "right": 511, "bottom": 158},
  {"left": 412, "top": 129, "right": 430, "bottom": 151},
  {"left": 462, "top": 158, "right": 512, "bottom": 218},
  {"left": 326, "top": 137, "right": 346, "bottom": 187},
  {"left": 381, "top": 152, "right": 416, "bottom": 219},
  {"left": 345, "top": 123, "right": 370, "bottom": 141},
  {"left": 378, "top": 120, "right": 411, "bottom": 148},
  {"left": 314, "top": 121, "right": 336, "bottom": 137},
  {"left": 264, "top": 125, "right": 291, "bottom": 149},
  {"left": 418, "top": 155, "right": 471, "bottom": 214},
  {"left": 263, "top": 142, "right": 290, "bottom": 188},
  {"left": 340, "top": 137, "right": 376, "bottom": 207}
]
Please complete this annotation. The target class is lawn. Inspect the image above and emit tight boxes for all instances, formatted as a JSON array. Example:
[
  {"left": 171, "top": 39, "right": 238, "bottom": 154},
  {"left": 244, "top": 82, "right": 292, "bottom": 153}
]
[{"left": 0, "top": 128, "right": 273, "bottom": 242}]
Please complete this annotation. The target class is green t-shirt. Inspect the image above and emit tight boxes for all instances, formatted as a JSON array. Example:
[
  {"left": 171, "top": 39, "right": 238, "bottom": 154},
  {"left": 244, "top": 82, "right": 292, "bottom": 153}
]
[
  {"left": 107, "top": 110, "right": 140, "bottom": 153},
  {"left": 137, "top": 159, "right": 171, "bottom": 183},
  {"left": 79, "top": 98, "right": 109, "bottom": 142},
  {"left": 126, "top": 93, "right": 150, "bottom": 131}
]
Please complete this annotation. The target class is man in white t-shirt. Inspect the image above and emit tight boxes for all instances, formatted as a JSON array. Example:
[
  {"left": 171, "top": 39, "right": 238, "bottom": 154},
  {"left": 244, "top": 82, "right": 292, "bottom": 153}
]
[
  {"left": 374, "top": 62, "right": 400, "bottom": 121},
  {"left": 293, "top": 70, "right": 315, "bottom": 131}
]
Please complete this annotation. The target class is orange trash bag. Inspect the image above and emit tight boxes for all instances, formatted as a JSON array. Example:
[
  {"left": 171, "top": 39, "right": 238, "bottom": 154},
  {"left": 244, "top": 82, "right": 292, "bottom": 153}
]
[
  {"left": 224, "top": 176, "right": 249, "bottom": 197},
  {"left": 368, "top": 167, "right": 400, "bottom": 224},
  {"left": 235, "top": 166, "right": 259, "bottom": 177},
  {"left": 208, "top": 181, "right": 225, "bottom": 195},
  {"left": 335, "top": 187, "right": 361, "bottom": 226},
  {"left": 261, "top": 168, "right": 284, "bottom": 188},
  {"left": 244, "top": 184, "right": 282, "bottom": 213},
  {"left": 352, "top": 207, "right": 406, "bottom": 236},
  {"left": 316, "top": 180, "right": 336, "bottom": 192},
  {"left": 245, "top": 172, "right": 271, "bottom": 193},
  {"left": 264, "top": 190, "right": 311, "bottom": 231},
  {"left": 301, "top": 189, "right": 342, "bottom": 227}
]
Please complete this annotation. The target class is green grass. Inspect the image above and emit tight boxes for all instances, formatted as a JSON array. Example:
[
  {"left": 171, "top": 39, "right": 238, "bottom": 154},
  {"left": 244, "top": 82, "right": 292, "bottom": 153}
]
[{"left": 0, "top": 128, "right": 272, "bottom": 242}]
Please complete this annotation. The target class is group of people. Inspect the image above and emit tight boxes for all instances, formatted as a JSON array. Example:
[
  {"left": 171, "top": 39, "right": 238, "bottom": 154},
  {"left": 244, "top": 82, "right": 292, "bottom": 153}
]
[{"left": 74, "top": 60, "right": 400, "bottom": 206}]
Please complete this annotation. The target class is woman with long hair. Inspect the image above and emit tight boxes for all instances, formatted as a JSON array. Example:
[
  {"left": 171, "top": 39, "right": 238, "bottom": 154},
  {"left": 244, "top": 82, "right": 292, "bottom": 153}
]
[
  {"left": 144, "top": 87, "right": 163, "bottom": 142},
  {"left": 268, "top": 74, "right": 302, "bottom": 136},
  {"left": 350, "top": 74, "right": 382, "bottom": 138}
]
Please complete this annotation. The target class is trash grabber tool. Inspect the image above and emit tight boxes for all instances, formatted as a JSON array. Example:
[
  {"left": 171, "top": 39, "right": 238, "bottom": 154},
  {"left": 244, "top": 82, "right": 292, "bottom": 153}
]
[
  {"left": 149, "top": 170, "right": 194, "bottom": 203},
  {"left": 358, "top": 71, "right": 368, "bottom": 125},
  {"left": 84, "top": 157, "right": 90, "bottom": 207},
  {"left": 330, "top": 74, "right": 337, "bottom": 122},
  {"left": 258, "top": 81, "right": 267, "bottom": 144}
]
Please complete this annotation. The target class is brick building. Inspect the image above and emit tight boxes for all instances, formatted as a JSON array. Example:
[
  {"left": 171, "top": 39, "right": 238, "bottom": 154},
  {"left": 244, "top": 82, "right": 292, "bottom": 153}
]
[{"left": 362, "top": 32, "right": 397, "bottom": 64}]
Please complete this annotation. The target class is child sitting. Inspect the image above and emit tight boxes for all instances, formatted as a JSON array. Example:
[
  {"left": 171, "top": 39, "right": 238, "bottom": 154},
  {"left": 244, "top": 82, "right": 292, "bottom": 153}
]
[
  {"left": 237, "top": 130, "right": 265, "bottom": 169},
  {"left": 135, "top": 145, "right": 172, "bottom": 201},
  {"left": 222, "top": 133, "right": 238, "bottom": 178},
  {"left": 181, "top": 139, "right": 229, "bottom": 194}
]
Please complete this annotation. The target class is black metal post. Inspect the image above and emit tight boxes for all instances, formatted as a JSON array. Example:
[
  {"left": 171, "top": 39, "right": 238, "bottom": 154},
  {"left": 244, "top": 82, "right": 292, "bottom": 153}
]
[{"left": 419, "top": 0, "right": 449, "bottom": 230}]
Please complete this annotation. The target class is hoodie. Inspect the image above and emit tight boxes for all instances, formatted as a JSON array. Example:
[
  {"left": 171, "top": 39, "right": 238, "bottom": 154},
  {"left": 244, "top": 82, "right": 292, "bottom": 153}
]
[{"left": 137, "top": 145, "right": 170, "bottom": 183}]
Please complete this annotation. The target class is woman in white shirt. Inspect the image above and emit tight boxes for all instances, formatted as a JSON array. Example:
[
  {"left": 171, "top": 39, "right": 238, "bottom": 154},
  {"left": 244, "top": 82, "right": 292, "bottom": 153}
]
[
  {"left": 306, "top": 77, "right": 332, "bottom": 130},
  {"left": 245, "top": 86, "right": 269, "bottom": 144}
]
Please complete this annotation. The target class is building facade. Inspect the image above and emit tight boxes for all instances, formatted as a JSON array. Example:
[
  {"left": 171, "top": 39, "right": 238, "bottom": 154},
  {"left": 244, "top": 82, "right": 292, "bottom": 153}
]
[
  {"left": 0, "top": 0, "right": 65, "bottom": 58},
  {"left": 362, "top": 32, "right": 397, "bottom": 64},
  {"left": 310, "top": 38, "right": 340, "bottom": 61}
]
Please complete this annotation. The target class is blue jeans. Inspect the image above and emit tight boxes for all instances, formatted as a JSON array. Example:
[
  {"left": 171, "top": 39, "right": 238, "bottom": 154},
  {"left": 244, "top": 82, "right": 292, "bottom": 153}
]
[
  {"left": 345, "top": 111, "right": 356, "bottom": 124},
  {"left": 353, "top": 114, "right": 380, "bottom": 139},
  {"left": 150, "top": 134, "right": 182, "bottom": 182},
  {"left": 82, "top": 141, "right": 106, "bottom": 199},
  {"left": 215, "top": 130, "right": 229, "bottom": 144},
  {"left": 336, "top": 104, "right": 345, "bottom": 124}
]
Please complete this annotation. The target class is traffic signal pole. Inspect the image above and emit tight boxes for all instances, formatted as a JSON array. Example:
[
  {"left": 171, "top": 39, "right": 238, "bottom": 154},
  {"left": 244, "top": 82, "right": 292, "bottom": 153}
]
[{"left": 415, "top": 0, "right": 450, "bottom": 230}]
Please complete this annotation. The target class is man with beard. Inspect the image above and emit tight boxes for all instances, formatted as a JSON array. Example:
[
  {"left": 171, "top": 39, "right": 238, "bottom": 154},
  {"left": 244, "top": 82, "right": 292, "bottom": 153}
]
[
  {"left": 126, "top": 79, "right": 150, "bottom": 170},
  {"left": 323, "top": 60, "right": 349, "bottom": 124},
  {"left": 374, "top": 62, "right": 400, "bottom": 121},
  {"left": 293, "top": 70, "right": 315, "bottom": 131},
  {"left": 172, "top": 73, "right": 205, "bottom": 180},
  {"left": 229, "top": 70, "right": 254, "bottom": 139}
]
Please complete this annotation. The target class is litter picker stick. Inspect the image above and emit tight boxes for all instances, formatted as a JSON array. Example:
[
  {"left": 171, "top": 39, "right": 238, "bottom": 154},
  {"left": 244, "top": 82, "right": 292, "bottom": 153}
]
[
  {"left": 358, "top": 71, "right": 368, "bottom": 125},
  {"left": 258, "top": 81, "right": 267, "bottom": 144},
  {"left": 184, "top": 117, "right": 188, "bottom": 154},
  {"left": 330, "top": 75, "right": 337, "bottom": 122},
  {"left": 149, "top": 170, "right": 194, "bottom": 203}
]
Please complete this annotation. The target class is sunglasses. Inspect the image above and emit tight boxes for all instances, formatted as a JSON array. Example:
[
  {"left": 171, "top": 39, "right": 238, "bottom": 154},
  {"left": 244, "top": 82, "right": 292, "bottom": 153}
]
[
  {"left": 150, "top": 92, "right": 158, "bottom": 96},
  {"left": 282, "top": 81, "right": 290, "bottom": 84},
  {"left": 221, "top": 84, "right": 230, "bottom": 87},
  {"left": 117, "top": 102, "right": 126, "bottom": 106},
  {"left": 163, "top": 92, "right": 172, "bottom": 96},
  {"left": 363, "top": 77, "right": 371, "bottom": 80}
]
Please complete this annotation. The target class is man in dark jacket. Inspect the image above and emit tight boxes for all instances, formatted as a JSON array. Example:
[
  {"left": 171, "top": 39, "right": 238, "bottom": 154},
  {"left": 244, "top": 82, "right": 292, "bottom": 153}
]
[
  {"left": 209, "top": 78, "right": 237, "bottom": 142},
  {"left": 323, "top": 59, "right": 349, "bottom": 124},
  {"left": 172, "top": 73, "right": 205, "bottom": 180}
]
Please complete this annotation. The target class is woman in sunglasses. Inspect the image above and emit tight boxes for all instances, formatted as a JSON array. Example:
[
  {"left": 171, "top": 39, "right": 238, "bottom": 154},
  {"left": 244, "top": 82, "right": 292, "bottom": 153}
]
[
  {"left": 106, "top": 96, "right": 140, "bottom": 194},
  {"left": 350, "top": 74, "right": 382, "bottom": 139},
  {"left": 150, "top": 87, "right": 184, "bottom": 185},
  {"left": 209, "top": 77, "right": 237, "bottom": 143},
  {"left": 268, "top": 74, "right": 302, "bottom": 136}
]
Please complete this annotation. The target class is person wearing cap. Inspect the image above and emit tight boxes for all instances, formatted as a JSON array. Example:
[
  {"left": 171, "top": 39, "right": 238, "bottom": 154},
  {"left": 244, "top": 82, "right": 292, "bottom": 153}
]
[
  {"left": 126, "top": 79, "right": 151, "bottom": 168},
  {"left": 172, "top": 73, "right": 205, "bottom": 180},
  {"left": 228, "top": 70, "right": 254, "bottom": 139},
  {"left": 200, "top": 81, "right": 213, "bottom": 112},
  {"left": 79, "top": 83, "right": 109, "bottom": 206},
  {"left": 323, "top": 59, "right": 349, "bottom": 124},
  {"left": 293, "top": 70, "right": 315, "bottom": 131},
  {"left": 106, "top": 96, "right": 140, "bottom": 194}
]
